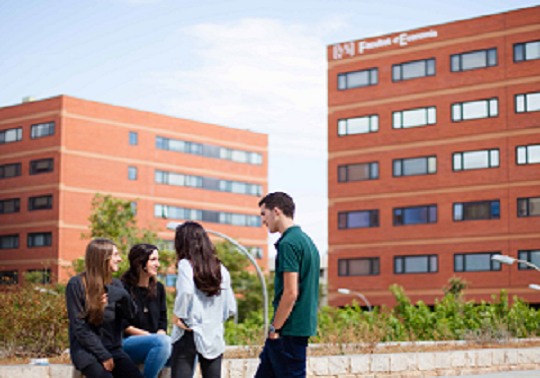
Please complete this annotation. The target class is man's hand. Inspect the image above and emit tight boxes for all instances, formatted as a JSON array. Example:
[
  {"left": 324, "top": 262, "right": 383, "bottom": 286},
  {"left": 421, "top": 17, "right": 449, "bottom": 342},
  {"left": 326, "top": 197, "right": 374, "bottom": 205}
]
[
  {"left": 103, "top": 358, "right": 114, "bottom": 371},
  {"left": 268, "top": 331, "right": 280, "bottom": 340}
]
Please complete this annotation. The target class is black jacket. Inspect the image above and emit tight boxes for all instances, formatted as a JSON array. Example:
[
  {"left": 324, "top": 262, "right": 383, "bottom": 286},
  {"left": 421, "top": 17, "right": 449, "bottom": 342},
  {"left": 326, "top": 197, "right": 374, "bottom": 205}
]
[
  {"left": 122, "top": 281, "right": 168, "bottom": 335},
  {"left": 65, "top": 275, "right": 137, "bottom": 370}
]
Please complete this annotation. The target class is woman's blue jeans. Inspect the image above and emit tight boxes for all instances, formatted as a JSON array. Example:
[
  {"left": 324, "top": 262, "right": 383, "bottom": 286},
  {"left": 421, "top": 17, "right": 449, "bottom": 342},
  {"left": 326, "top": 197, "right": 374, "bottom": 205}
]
[{"left": 123, "top": 334, "right": 172, "bottom": 378}]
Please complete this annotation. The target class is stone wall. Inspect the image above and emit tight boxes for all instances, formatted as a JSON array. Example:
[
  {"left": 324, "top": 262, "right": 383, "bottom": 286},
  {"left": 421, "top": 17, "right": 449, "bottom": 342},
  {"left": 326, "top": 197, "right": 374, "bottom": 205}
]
[{"left": 1, "top": 347, "right": 539, "bottom": 377}]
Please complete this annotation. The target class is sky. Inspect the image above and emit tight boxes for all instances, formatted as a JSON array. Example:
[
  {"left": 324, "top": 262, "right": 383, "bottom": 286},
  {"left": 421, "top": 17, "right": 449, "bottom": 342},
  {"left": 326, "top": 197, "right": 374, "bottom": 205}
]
[{"left": 1, "top": 0, "right": 538, "bottom": 256}]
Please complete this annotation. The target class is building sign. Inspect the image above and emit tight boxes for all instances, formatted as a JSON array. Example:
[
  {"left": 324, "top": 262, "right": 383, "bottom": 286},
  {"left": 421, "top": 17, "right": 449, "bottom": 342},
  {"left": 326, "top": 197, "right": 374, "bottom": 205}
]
[{"left": 332, "top": 29, "right": 438, "bottom": 60}]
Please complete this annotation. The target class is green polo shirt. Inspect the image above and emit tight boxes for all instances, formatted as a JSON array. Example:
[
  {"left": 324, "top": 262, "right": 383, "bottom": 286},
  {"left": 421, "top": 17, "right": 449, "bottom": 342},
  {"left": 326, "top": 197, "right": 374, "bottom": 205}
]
[{"left": 273, "top": 226, "right": 320, "bottom": 337}]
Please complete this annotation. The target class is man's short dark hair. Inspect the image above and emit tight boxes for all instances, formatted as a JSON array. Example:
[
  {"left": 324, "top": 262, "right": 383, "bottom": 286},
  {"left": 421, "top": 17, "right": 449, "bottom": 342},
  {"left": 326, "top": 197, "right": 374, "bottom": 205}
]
[{"left": 259, "top": 192, "right": 295, "bottom": 219}]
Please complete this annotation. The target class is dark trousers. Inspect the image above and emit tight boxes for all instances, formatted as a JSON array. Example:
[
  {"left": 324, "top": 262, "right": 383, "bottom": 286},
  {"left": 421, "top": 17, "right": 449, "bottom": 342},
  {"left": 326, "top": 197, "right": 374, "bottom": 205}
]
[
  {"left": 170, "top": 332, "right": 222, "bottom": 378},
  {"left": 80, "top": 349, "right": 143, "bottom": 378},
  {"left": 254, "top": 335, "right": 309, "bottom": 378}
]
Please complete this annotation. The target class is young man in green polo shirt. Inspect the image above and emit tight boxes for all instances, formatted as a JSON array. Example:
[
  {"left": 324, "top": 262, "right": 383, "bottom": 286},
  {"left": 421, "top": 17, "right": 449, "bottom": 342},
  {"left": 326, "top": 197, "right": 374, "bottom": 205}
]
[{"left": 255, "top": 192, "right": 320, "bottom": 378}]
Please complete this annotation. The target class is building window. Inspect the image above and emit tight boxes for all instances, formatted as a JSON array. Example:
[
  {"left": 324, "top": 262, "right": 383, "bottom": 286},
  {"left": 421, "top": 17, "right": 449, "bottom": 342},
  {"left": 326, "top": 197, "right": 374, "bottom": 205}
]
[
  {"left": 128, "top": 166, "right": 138, "bottom": 180},
  {"left": 454, "top": 252, "right": 501, "bottom": 272},
  {"left": 453, "top": 149, "right": 499, "bottom": 171},
  {"left": 451, "top": 48, "right": 497, "bottom": 72},
  {"left": 155, "top": 170, "right": 262, "bottom": 196},
  {"left": 30, "top": 122, "right": 55, "bottom": 139},
  {"left": 0, "top": 127, "right": 22, "bottom": 144},
  {"left": 393, "top": 107, "right": 436, "bottom": 129},
  {"left": 514, "top": 40, "right": 540, "bottom": 62},
  {"left": 453, "top": 200, "right": 500, "bottom": 221},
  {"left": 0, "top": 198, "right": 20, "bottom": 214},
  {"left": 338, "top": 162, "right": 378, "bottom": 182},
  {"left": 0, "top": 271, "right": 18, "bottom": 285},
  {"left": 394, "top": 255, "right": 438, "bottom": 274},
  {"left": 28, "top": 232, "right": 52, "bottom": 247},
  {"left": 393, "top": 156, "right": 436, "bottom": 177},
  {"left": 338, "top": 115, "right": 378, "bottom": 136},
  {"left": 338, "top": 210, "right": 379, "bottom": 229},
  {"left": 0, "top": 235, "right": 19, "bottom": 250},
  {"left": 516, "top": 92, "right": 540, "bottom": 113},
  {"left": 28, "top": 195, "right": 53, "bottom": 211},
  {"left": 248, "top": 247, "right": 264, "bottom": 259},
  {"left": 29, "top": 158, "right": 54, "bottom": 175},
  {"left": 517, "top": 197, "right": 540, "bottom": 217},
  {"left": 452, "top": 98, "right": 498, "bottom": 121},
  {"left": 154, "top": 204, "right": 261, "bottom": 228},
  {"left": 516, "top": 144, "right": 540, "bottom": 165},
  {"left": 338, "top": 68, "right": 378, "bottom": 90},
  {"left": 26, "top": 269, "right": 51, "bottom": 284},
  {"left": 156, "top": 136, "right": 263, "bottom": 165},
  {"left": 129, "top": 131, "right": 138, "bottom": 145},
  {"left": 157, "top": 239, "right": 175, "bottom": 252},
  {"left": 338, "top": 258, "right": 380, "bottom": 276},
  {"left": 394, "top": 205, "right": 437, "bottom": 226},
  {"left": 518, "top": 250, "right": 540, "bottom": 270},
  {"left": 130, "top": 202, "right": 137, "bottom": 215},
  {"left": 0, "top": 163, "right": 22, "bottom": 179},
  {"left": 392, "top": 58, "right": 435, "bottom": 82}
]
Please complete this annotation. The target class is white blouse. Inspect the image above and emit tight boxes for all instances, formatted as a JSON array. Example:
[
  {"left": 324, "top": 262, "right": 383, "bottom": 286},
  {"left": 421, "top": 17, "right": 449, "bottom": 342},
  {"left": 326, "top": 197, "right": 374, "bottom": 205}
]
[{"left": 171, "top": 259, "right": 237, "bottom": 359}]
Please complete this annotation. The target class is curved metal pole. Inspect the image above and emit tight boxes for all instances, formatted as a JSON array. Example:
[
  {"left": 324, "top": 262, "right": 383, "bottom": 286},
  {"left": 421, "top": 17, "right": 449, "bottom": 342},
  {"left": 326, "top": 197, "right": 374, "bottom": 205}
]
[
  {"left": 515, "top": 259, "right": 540, "bottom": 272},
  {"left": 353, "top": 292, "right": 372, "bottom": 312},
  {"left": 166, "top": 222, "right": 268, "bottom": 334}
]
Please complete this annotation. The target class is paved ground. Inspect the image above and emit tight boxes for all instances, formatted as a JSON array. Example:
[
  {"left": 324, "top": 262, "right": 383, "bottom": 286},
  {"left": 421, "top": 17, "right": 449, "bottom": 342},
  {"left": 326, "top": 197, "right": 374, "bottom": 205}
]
[{"left": 453, "top": 370, "right": 540, "bottom": 377}]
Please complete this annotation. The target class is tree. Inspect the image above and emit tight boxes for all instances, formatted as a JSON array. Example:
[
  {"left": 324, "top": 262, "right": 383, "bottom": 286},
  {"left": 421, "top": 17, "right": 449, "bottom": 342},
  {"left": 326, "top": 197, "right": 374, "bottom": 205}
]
[{"left": 74, "top": 194, "right": 175, "bottom": 276}]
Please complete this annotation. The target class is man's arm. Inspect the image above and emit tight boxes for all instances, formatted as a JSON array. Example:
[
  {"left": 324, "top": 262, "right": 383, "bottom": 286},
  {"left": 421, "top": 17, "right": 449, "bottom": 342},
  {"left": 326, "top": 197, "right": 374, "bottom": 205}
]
[{"left": 269, "top": 271, "right": 298, "bottom": 339}]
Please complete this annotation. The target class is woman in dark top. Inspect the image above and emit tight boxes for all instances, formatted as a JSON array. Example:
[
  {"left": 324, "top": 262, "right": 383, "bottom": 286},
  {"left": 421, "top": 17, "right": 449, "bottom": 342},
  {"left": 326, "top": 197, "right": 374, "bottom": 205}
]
[
  {"left": 121, "top": 244, "right": 172, "bottom": 378},
  {"left": 65, "top": 238, "right": 143, "bottom": 378}
]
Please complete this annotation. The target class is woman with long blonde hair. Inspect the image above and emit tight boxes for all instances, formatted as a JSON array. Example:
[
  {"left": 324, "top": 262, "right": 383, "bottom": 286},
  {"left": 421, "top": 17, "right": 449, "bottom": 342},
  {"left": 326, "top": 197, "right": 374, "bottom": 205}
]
[{"left": 65, "top": 238, "right": 143, "bottom": 378}]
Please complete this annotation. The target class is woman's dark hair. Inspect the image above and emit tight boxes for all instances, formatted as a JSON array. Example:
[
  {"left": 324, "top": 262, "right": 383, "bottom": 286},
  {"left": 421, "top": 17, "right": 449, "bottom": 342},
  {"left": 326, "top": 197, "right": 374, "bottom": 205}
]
[
  {"left": 174, "top": 222, "right": 222, "bottom": 297},
  {"left": 121, "top": 243, "right": 159, "bottom": 298}
]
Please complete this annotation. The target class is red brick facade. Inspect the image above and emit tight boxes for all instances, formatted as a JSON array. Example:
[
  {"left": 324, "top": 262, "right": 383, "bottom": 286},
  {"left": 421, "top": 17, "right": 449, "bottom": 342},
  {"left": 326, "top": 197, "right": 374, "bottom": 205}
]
[
  {"left": 0, "top": 96, "right": 268, "bottom": 283},
  {"left": 327, "top": 6, "right": 540, "bottom": 307}
]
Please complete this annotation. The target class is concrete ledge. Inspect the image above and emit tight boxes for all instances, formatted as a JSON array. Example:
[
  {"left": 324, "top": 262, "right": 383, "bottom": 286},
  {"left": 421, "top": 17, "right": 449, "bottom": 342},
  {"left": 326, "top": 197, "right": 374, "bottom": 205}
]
[{"left": 1, "top": 347, "right": 539, "bottom": 377}]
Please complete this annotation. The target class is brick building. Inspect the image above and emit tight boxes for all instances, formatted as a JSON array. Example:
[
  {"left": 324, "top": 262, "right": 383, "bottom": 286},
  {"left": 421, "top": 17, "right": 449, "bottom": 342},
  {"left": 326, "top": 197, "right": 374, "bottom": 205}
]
[
  {"left": 0, "top": 95, "right": 268, "bottom": 284},
  {"left": 327, "top": 6, "right": 540, "bottom": 307}
]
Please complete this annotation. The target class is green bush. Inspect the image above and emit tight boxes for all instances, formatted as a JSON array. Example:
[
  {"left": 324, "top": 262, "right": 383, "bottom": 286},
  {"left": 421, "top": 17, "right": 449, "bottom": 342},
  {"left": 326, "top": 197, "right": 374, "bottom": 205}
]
[{"left": 0, "top": 283, "right": 68, "bottom": 357}]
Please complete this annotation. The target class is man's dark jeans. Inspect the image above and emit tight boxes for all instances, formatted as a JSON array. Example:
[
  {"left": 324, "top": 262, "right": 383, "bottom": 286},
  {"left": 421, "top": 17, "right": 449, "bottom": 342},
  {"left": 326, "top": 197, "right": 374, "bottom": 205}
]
[{"left": 254, "top": 335, "right": 309, "bottom": 378}]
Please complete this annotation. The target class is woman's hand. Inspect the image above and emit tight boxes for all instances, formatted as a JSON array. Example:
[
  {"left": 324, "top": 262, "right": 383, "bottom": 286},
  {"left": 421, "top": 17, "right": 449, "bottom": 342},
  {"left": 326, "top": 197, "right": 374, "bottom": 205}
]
[
  {"left": 157, "top": 329, "right": 167, "bottom": 335},
  {"left": 101, "top": 293, "right": 108, "bottom": 304},
  {"left": 103, "top": 358, "right": 114, "bottom": 371},
  {"left": 172, "top": 314, "right": 192, "bottom": 331}
]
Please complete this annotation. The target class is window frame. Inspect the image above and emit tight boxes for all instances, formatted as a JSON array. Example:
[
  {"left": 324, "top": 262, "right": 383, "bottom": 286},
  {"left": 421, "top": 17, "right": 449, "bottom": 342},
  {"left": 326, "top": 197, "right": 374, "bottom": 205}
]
[
  {"left": 27, "top": 232, "right": 53, "bottom": 248},
  {"left": 29, "top": 158, "right": 54, "bottom": 175},
  {"left": 28, "top": 195, "right": 53, "bottom": 211},
  {"left": 338, "top": 257, "right": 380, "bottom": 277},
  {"left": 128, "top": 166, "right": 138, "bottom": 180},
  {"left": 454, "top": 252, "right": 502, "bottom": 272},
  {"left": 452, "top": 148, "right": 499, "bottom": 171},
  {"left": 0, "top": 127, "right": 23, "bottom": 144},
  {"left": 392, "top": 106, "right": 436, "bottom": 129},
  {"left": 0, "top": 234, "right": 19, "bottom": 250},
  {"left": 338, "top": 162, "right": 379, "bottom": 183},
  {"left": 0, "top": 198, "right": 20, "bottom": 214},
  {"left": 394, "top": 254, "right": 438, "bottom": 274},
  {"left": 393, "top": 156, "right": 437, "bottom": 177},
  {"left": 451, "top": 98, "right": 499, "bottom": 122},
  {"left": 450, "top": 47, "right": 497, "bottom": 72},
  {"left": 0, "top": 270, "right": 18, "bottom": 285},
  {"left": 513, "top": 40, "right": 540, "bottom": 62},
  {"left": 515, "top": 91, "right": 540, "bottom": 113},
  {"left": 30, "top": 122, "right": 55, "bottom": 139},
  {"left": 518, "top": 250, "right": 540, "bottom": 270},
  {"left": 0, "top": 163, "right": 22, "bottom": 179},
  {"left": 393, "top": 204, "right": 437, "bottom": 226},
  {"left": 517, "top": 197, "right": 540, "bottom": 217},
  {"left": 516, "top": 144, "right": 540, "bottom": 165},
  {"left": 129, "top": 131, "right": 138, "bottom": 146},
  {"left": 453, "top": 200, "right": 500, "bottom": 221},
  {"left": 392, "top": 58, "right": 436, "bottom": 82},
  {"left": 337, "top": 67, "right": 378, "bottom": 90},
  {"left": 154, "top": 204, "right": 262, "bottom": 227},
  {"left": 337, "top": 114, "right": 379, "bottom": 136},
  {"left": 26, "top": 269, "right": 52, "bottom": 284},
  {"left": 338, "top": 209, "right": 379, "bottom": 229}
]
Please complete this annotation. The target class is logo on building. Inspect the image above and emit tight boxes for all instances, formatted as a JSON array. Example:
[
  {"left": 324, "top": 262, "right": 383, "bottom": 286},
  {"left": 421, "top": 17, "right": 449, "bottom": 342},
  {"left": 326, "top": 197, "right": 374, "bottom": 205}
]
[{"left": 332, "top": 29, "right": 438, "bottom": 60}]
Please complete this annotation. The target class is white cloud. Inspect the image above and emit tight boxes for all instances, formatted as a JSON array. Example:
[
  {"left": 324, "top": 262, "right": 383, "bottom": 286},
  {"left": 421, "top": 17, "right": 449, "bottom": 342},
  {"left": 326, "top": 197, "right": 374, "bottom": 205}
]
[{"left": 147, "top": 17, "right": 331, "bottom": 159}]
